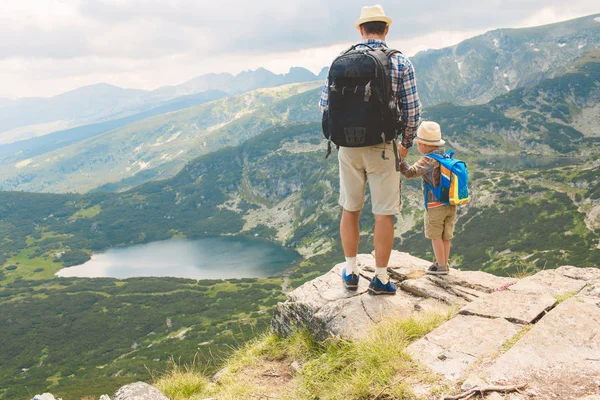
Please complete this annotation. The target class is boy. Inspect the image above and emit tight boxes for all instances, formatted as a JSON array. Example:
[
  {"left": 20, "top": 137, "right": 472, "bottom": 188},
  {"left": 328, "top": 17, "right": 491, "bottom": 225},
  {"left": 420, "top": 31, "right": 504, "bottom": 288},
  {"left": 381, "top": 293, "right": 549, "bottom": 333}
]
[{"left": 399, "top": 121, "right": 456, "bottom": 275}]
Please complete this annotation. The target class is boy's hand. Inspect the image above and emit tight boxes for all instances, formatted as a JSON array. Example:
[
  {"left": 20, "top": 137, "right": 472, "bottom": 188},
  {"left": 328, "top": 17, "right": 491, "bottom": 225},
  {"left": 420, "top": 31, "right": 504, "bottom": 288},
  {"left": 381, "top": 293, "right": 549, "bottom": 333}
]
[{"left": 399, "top": 145, "right": 409, "bottom": 158}]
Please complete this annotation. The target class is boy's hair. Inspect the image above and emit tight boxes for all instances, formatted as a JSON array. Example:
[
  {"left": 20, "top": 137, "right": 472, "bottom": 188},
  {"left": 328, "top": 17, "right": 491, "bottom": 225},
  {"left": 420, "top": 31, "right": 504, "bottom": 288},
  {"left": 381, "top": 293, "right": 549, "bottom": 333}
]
[{"left": 360, "top": 21, "right": 387, "bottom": 35}]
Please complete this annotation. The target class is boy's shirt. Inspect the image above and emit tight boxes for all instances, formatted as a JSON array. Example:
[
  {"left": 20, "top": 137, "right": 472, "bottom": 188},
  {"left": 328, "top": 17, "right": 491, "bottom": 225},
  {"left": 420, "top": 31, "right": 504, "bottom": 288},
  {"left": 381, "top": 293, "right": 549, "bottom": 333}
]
[{"left": 399, "top": 148, "right": 445, "bottom": 209}]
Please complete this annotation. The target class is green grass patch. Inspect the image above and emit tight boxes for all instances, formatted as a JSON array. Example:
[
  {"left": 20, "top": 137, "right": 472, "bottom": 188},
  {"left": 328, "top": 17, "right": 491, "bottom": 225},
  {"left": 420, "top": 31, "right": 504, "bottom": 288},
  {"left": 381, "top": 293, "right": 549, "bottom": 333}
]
[
  {"left": 69, "top": 204, "right": 102, "bottom": 221},
  {"left": 154, "top": 310, "right": 455, "bottom": 400}
]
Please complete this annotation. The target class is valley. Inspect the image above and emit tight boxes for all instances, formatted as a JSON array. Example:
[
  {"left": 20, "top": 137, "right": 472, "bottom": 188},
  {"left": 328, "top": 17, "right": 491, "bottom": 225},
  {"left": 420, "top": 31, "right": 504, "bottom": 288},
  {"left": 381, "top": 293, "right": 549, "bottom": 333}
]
[{"left": 0, "top": 15, "right": 599, "bottom": 399}]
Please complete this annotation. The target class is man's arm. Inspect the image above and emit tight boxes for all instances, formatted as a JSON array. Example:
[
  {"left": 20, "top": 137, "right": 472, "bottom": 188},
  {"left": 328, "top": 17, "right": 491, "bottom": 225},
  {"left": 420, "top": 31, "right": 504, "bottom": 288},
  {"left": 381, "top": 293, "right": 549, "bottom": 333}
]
[
  {"left": 319, "top": 78, "right": 329, "bottom": 112},
  {"left": 395, "top": 55, "right": 422, "bottom": 150},
  {"left": 399, "top": 156, "right": 435, "bottom": 179}
]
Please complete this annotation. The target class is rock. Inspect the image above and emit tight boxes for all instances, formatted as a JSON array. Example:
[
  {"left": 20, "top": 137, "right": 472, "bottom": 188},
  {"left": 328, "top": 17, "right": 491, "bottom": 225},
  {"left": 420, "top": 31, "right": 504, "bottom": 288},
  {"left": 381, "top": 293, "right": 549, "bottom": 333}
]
[
  {"left": 99, "top": 396, "right": 111, "bottom": 400},
  {"left": 461, "top": 373, "right": 487, "bottom": 391},
  {"left": 113, "top": 382, "right": 168, "bottom": 400},
  {"left": 290, "top": 360, "right": 303, "bottom": 374},
  {"left": 556, "top": 266, "right": 600, "bottom": 299},
  {"left": 211, "top": 366, "right": 230, "bottom": 383},
  {"left": 406, "top": 315, "right": 520, "bottom": 381},
  {"left": 509, "top": 269, "right": 587, "bottom": 296},
  {"left": 272, "top": 251, "right": 506, "bottom": 340},
  {"left": 459, "top": 290, "right": 557, "bottom": 324},
  {"left": 32, "top": 395, "right": 56, "bottom": 400},
  {"left": 486, "top": 393, "right": 504, "bottom": 400},
  {"left": 481, "top": 297, "right": 600, "bottom": 399}
]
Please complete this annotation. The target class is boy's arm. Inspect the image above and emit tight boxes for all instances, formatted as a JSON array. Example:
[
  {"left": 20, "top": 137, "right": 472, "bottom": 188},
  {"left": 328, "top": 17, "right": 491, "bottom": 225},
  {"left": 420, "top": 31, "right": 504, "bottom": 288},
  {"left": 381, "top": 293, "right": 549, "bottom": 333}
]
[{"left": 400, "top": 156, "right": 436, "bottom": 178}]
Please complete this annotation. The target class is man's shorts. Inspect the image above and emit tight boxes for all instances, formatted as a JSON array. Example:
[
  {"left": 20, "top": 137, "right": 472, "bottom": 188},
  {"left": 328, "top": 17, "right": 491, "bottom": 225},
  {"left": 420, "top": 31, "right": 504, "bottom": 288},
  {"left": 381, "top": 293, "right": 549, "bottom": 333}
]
[
  {"left": 338, "top": 144, "right": 401, "bottom": 215},
  {"left": 424, "top": 205, "right": 457, "bottom": 240}
]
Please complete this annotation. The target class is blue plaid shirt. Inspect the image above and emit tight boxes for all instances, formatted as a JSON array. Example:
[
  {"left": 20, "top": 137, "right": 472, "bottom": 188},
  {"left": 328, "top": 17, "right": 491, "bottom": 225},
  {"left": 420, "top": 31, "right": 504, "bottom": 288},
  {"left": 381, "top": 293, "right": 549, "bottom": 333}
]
[{"left": 319, "top": 39, "right": 422, "bottom": 148}]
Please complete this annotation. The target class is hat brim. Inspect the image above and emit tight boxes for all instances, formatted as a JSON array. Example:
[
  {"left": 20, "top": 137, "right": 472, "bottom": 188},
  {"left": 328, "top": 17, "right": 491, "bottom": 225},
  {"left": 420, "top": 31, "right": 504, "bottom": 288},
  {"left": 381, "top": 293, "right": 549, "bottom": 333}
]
[
  {"left": 414, "top": 137, "right": 445, "bottom": 146},
  {"left": 355, "top": 16, "right": 392, "bottom": 30}
]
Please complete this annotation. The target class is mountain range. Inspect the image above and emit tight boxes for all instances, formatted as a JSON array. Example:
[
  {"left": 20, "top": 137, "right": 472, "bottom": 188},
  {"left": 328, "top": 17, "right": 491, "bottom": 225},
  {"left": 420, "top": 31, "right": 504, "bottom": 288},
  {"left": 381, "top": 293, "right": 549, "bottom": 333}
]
[
  {"left": 1, "top": 14, "right": 600, "bottom": 399},
  {"left": 0, "top": 67, "right": 328, "bottom": 144}
]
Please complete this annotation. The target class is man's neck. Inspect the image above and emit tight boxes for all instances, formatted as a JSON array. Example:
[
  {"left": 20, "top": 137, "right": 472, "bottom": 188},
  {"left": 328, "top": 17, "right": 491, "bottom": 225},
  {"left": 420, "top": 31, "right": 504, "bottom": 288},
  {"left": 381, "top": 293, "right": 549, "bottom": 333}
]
[{"left": 362, "top": 34, "right": 386, "bottom": 42}]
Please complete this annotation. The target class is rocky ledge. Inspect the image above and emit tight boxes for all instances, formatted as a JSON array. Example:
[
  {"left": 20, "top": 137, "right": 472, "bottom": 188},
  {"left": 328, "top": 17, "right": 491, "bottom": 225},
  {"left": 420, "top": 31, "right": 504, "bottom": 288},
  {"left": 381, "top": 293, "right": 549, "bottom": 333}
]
[{"left": 272, "top": 251, "right": 600, "bottom": 399}]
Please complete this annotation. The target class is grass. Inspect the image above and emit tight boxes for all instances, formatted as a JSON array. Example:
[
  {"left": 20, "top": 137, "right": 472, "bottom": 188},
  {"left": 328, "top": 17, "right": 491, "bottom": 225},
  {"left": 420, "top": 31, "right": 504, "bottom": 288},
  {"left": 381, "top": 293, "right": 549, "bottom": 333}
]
[
  {"left": 554, "top": 291, "right": 577, "bottom": 304},
  {"left": 69, "top": 204, "right": 102, "bottom": 220},
  {"left": 1, "top": 248, "right": 64, "bottom": 285},
  {"left": 154, "top": 310, "right": 455, "bottom": 400},
  {"left": 501, "top": 324, "right": 533, "bottom": 352}
]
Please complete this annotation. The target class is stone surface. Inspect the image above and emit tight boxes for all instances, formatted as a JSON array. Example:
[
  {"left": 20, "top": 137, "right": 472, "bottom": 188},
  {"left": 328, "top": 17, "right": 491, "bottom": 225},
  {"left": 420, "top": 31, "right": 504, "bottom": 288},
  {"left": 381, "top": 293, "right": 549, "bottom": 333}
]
[
  {"left": 407, "top": 315, "right": 520, "bottom": 381},
  {"left": 481, "top": 297, "right": 600, "bottom": 400},
  {"left": 556, "top": 266, "right": 600, "bottom": 299},
  {"left": 459, "top": 290, "right": 557, "bottom": 324},
  {"left": 113, "top": 382, "right": 168, "bottom": 400},
  {"left": 32, "top": 395, "right": 56, "bottom": 400},
  {"left": 509, "top": 269, "right": 587, "bottom": 296},
  {"left": 272, "top": 251, "right": 507, "bottom": 340},
  {"left": 99, "top": 396, "right": 111, "bottom": 400},
  {"left": 401, "top": 277, "right": 469, "bottom": 305}
]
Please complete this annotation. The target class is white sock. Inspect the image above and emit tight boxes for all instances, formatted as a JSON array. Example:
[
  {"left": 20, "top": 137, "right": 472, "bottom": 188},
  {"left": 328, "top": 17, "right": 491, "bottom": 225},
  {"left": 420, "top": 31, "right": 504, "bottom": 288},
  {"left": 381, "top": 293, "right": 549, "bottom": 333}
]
[
  {"left": 375, "top": 267, "right": 389, "bottom": 284},
  {"left": 345, "top": 256, "right": 359, "bottom": 275}
]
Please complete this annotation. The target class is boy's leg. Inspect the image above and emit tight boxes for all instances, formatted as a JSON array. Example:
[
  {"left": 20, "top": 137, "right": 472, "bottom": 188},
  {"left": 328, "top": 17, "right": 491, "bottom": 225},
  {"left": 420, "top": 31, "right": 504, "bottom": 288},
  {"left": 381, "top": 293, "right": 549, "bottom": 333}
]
[
  {"left": 431, "top": 238, "right": 446, "bottom": 267},
  {"left": 443, "top": 240, "right": 451, "bottom": 267}
]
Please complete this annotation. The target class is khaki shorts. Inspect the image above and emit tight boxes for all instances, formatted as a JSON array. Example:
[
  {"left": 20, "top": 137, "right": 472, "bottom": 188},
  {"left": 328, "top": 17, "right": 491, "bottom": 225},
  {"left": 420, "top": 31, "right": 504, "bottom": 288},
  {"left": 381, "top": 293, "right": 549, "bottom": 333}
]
[
  {"left": 338, "top": 145, "right": 401, "bottom": 215},
  {"left": 425, "top": 205, "right": 457, "bottom": 240}
]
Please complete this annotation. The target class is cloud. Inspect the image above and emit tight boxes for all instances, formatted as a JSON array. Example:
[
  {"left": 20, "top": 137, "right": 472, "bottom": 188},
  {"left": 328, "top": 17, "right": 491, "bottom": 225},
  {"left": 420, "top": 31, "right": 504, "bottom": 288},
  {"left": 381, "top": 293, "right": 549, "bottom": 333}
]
[{"left": 0, "top": 0, "right": 598, "bottom": 97}]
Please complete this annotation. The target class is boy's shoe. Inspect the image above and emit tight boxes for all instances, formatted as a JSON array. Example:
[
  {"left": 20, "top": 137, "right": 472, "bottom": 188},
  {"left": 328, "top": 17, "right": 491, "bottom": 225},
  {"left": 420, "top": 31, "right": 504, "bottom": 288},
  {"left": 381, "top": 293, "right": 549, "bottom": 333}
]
[
  {"left": 427, "top": 263, "right": 449, "bottom": 275},
  {"left": 368, "top": 276, "right": 397, "bottom": 295},
  {"left": 342, "top": 269, "right": 360, "bottom": 290}
]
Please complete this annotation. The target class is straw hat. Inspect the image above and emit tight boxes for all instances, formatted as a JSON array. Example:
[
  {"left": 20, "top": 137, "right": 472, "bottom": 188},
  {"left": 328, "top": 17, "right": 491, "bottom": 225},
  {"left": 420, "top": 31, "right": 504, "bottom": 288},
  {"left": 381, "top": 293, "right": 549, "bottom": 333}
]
[
  {"left": 355, "top": 5, "right": 392, "bottom": 30},
  {"left": 414, "top": 121, "right": 445, "bottom": 146}
]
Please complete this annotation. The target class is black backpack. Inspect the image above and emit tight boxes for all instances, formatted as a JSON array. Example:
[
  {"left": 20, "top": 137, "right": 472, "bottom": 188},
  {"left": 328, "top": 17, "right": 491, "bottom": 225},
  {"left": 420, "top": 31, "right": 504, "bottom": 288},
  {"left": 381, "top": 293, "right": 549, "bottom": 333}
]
[{"left": 322, "top": 43, "right": 403, "bottom": 154}]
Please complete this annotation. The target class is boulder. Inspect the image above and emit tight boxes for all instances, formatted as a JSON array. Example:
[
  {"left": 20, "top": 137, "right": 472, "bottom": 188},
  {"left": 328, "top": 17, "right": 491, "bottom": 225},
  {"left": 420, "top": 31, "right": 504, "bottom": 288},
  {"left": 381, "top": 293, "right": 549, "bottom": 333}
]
[
  {"left": 272, "top": 251, "right": 513, "bottom": 340},
  {"left": 459, "top": 290, "right": 557, "bottom": 324},
  {"left": 32, "top": 395, "right": 56, "bottom": 400},
  {"left": 481, "top": 296, "right": 600, "bottom": 399},
  {"left": 509, "top": 269, "right": 587, "bottom": 296},
  {"left": 113, "top": 382, "right": 168, "bottom": 400},
  {"left": 406, "top": 315, "right": 520, "bottom": 381}
]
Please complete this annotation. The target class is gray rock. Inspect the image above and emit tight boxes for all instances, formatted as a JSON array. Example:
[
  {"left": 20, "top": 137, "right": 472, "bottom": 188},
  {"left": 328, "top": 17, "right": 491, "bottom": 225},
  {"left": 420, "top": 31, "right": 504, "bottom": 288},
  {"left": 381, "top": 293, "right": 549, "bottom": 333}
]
[
  {"left": 481, "top": 297, "right": 600, "bottom": 399},
  {"left": 407, "top": 315, "right": 520, "bottom": 381},
  {"left": 556, "top": 266, "right": 600, "bottom": 299},
  {"left": 113, "top": 382, "right": 168, "bottom": 400},
  {"left": 290, "top": 360, "right": 303, "bottom": 374},
  {"left": 401, "top": 277, "right": 469, "bottom": 305},
  {"left": 211, "top": 366, "right": 230, "bottom": 383},
  {"left": 99, "top": 396, "right": 111, "bottom": 400},
  {"left": 272, "top": 251, "right": 505, "bottom": 340},
  {"left": 509, "top": 269, "right": 587, "bottom": 296},
  {"left": 460, "top": 290, "right": 557, "bottom": 324},
  {"left": 460, "top": 373, "right": 487, "bottom": 391},
  {"left": 32, "top": 395, "right": 56, "bottom": 400}
]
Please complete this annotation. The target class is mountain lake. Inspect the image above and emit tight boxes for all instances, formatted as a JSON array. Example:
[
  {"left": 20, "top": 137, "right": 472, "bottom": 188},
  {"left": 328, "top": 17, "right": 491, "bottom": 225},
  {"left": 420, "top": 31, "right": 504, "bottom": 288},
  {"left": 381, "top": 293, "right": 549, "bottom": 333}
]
[{"left": 55, "top": 236, "right": 301, "bottom": 279}]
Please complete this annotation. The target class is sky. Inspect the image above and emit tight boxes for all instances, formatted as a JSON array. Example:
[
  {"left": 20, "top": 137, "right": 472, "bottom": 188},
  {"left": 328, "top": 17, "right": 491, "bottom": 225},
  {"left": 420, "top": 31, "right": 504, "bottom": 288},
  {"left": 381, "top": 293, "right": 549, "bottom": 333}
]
[{"left": 0, "top": 0, "right": 599, "bottom": 99}]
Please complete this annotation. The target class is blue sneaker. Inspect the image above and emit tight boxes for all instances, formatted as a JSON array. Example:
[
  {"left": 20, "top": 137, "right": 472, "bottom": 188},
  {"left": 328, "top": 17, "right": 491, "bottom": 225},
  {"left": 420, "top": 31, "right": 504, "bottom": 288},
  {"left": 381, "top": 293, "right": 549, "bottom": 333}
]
[
  {"left": 342, "top": 269, "right": 360, "bottom": 290},
  {"left": 368, "top": 276, "right": 397, "bottom": 295}
]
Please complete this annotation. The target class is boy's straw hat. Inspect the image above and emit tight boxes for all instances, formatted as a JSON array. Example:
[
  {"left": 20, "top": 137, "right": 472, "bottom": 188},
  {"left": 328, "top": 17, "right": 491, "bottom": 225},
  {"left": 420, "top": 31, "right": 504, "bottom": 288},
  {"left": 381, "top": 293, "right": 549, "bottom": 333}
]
[
  {"left": 414, "top": 121, "right": 445, "bottom": 146},
  {"left": 355, "top": 5, "right": 392, "bottom": 30}
]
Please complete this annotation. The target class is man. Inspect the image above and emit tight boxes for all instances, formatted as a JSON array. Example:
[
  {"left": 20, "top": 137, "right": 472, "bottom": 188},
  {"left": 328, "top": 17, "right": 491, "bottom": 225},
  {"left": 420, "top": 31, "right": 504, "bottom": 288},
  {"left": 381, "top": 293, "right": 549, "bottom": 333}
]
[{"left": 320, "top": 4, "right": 421, "bottom": 295}]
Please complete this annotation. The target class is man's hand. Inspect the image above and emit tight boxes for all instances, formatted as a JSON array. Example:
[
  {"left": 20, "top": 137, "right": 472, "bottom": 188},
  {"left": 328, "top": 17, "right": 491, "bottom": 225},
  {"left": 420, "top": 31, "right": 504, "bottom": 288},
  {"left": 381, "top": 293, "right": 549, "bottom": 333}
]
[{"left": 398, "top": 145, "right": 409, "bottom": 158}]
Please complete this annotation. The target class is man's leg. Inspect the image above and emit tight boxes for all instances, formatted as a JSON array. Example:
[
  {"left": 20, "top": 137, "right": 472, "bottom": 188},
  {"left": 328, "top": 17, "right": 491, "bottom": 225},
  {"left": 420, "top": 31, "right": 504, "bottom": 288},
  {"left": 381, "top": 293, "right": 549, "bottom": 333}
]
[
  {"left": 373, "top": 214, "right": 394, "bottom": 267},
  {"left": 341, "top": 209, "right": 361, "bottom": 258}
]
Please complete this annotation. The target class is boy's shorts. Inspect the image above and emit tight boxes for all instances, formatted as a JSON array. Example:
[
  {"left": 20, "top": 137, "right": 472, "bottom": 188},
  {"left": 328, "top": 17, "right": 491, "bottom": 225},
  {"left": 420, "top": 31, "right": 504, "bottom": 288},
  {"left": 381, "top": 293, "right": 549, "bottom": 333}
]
[
  {"left": 338, "top": 145, "right": 401, "bottom": 215},
  {"left": 425, "top": 205, "right": 457, "bottom": 240}
]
